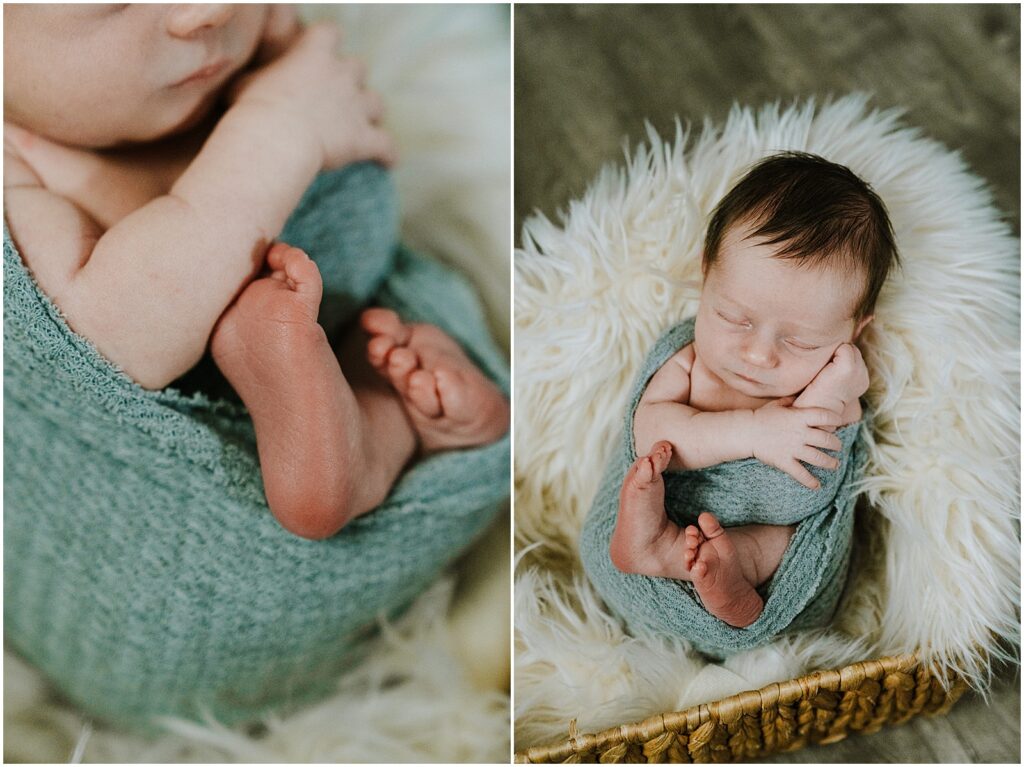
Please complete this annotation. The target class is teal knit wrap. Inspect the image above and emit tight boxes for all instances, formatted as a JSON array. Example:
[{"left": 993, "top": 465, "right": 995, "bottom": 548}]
[
  {"left": 579, "top": 317, "right": 864, "bottom": 658},
  {"left": 3, "top": 163, "right": 510, "bottom": 730}
]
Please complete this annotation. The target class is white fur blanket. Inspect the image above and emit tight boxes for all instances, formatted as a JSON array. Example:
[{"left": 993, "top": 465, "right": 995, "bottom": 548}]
[
  {"left": 4, "top": 5, "right": 510, "bottom": 763},
  {"left": 514, "top": 95, "right": 1019, "bottom": 748}
]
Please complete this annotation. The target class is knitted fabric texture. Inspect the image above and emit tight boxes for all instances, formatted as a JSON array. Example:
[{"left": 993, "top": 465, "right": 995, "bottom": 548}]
[
  {"left": 3, "top": 162, "right": 510, "bottom": 731},
  {"left": 579, "top": 317, "right": 864, "bottom": 657}
]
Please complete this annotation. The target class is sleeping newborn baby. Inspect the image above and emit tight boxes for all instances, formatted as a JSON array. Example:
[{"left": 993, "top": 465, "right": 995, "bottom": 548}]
[
  {"left": 3, "top": 4, "right": 509, "bottom": 539},
  {"left": 582, "top": 152, "right": 897, "bottom": 651}
]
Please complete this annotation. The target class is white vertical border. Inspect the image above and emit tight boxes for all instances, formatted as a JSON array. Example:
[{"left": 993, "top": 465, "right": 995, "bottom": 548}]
[{"left": 507, "top": 3, "right": 516, "bottom": 763}]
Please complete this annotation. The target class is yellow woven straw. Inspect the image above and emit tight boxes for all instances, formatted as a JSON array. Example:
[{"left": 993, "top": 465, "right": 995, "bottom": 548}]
[{"left": 515, "top": 654, "right": 968, "bottom": 763}]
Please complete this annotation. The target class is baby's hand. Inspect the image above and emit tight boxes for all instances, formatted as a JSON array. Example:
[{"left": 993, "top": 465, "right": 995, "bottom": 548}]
[
  {"left": 750, "top": 397, "right": 845, "bottom": 490},
  {"left": 227, "top": 22, "right": 395, "bottom": 170},
  {"left": 797, "top": 343, "right": 869, "bottom": 419},
  {"left": 254, "top": 5, "right": 302, "bottom": 64}
]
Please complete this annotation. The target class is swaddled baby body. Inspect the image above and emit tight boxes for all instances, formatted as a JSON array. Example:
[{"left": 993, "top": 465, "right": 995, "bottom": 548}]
[
  {"left": 599, "top": 152, "right": 898, "bottom": 633},
  {"left": 3, "top": 4, "right": 509, "bottom": 539}
]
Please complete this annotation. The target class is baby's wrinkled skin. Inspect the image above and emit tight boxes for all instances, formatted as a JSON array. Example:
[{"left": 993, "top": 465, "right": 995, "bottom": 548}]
[
  {"left": 610, "top": 220, "right": 871, "bottom": 627},
  {"left": 3, "top": 4, "right": 508, "bottom": 539}
]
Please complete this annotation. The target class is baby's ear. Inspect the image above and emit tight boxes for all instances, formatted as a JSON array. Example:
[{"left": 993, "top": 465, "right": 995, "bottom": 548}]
[{"left": 852, "top": 314, "right": 874, "bottom": 340}]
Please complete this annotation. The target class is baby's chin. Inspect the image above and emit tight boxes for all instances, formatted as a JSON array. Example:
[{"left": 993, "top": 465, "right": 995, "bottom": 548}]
[
  {"left": 728, "top": 375, "right": 807, "bottom": 401},
  {"left": 97, "top": 91, "right": 225, "bottom": 149},
  {"left": 160, "top": 90, "right": 226, "bottom": 139}
]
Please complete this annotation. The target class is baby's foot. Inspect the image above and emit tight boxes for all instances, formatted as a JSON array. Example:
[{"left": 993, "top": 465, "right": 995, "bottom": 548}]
[
  {"left": 360, "top": 308, "right": 509, "bottom": 453},
  {"left": 611, "top": 442, "right": 685, "bottom": 576},
  {"left": 211, "top": 244, "right": 360, "bottom": 538},
  {"left": 690, "top": 512, "right": 765, "bottom": 628},
  {"left": 619, "top": 441, "right": 673, "bottom": 530},
  {"left": 623, "top": 441, "right": 673, "bottom": 495}
]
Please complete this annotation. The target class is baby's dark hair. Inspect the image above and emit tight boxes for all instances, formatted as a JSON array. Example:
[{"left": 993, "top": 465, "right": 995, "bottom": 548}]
[{"left": 702, "top": 151, "right": 899, "bottom": 320}]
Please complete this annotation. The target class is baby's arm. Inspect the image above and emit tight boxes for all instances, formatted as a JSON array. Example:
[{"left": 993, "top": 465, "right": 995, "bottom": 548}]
[
  {"left": 634, "top": 347, "right": 758, "bottom": 470},
  {"left": 793, "top": 343, "right": 869, "bottom": 426},
  {"left": 635, "top": 346, "right": 844, "bottom": 489},
  {"left": 7, "top": 25, "right": 391, "bottom": 390},
  {"left": 62, "top": 103, "right": 321, "bottom": 389}
]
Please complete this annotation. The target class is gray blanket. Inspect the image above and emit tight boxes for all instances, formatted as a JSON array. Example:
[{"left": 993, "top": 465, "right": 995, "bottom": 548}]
[
  {"left": 4, "top": 162, "right": 510, "bottom": 730},
  {"left": 580, "top": 317, "right": 865, "bottom": 657}
]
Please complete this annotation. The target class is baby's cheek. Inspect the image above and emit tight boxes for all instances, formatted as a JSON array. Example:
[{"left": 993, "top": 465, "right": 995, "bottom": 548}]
[{"left": 794, "top": 355, "right": 831, "bottom": 390}]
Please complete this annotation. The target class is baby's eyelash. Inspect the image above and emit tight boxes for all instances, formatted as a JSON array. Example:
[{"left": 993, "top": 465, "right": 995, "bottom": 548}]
[
  {"left": 716, "top": 310, "right": 747, "bottom": 326},
  {"left": 785, "top": 339, "right": 819, "bottom": 351}
]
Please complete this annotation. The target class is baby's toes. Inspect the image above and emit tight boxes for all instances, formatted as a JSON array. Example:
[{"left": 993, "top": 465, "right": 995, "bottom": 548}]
[
  {"left": 360, "top": 308, "right": 410, "bottom": 344},
  {"left": 433, "top": 367, "right": 469, "bottom": 418},
  {"left": 366, "top": 334, "right": 397, "bottom": 370},
  {"left": 265, "top": 242, "right": 298, "bottom": 272},
  {"left": 683, "top": 546, "right": 697, "bottom": 569},
  {"left": 649, "top": 441, "right": 673, "bottom": 473},
  {"left": 407, "top": 369, "right": 442, "bottom": 418},
  {"left": 387, "top": 347, "right": 419, "bottom": 393},
  {"left": 684, "top": 525, "right": 701, "bottom": 547},
  {"left": 631, "top": 456, "right": 655, "bottom": 487},
  {"left": 697, "top": 512, "right": 725, "bottom": 540},
  {"left": 283, "top": 254, "right": 322, "bottom": 297},
  {"left": 695, "top": 543, "right": 719, "bottom": 580}
]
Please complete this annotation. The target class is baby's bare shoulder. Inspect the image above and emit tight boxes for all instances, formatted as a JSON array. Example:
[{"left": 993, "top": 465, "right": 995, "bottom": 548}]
[
  {"left": 640, "top": 343, "right": 695, "bottom": 405},
  {"left": 4, "top": 145, "right": 101, "bottom": 300},
  {"left": 668, "top": 343, "right": 695, "bottom": 374}
]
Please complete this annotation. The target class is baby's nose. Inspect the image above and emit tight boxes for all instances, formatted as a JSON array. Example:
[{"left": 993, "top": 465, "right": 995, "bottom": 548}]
[
  {"left": 166, "top": 4, "right": 235, "bottom": 38},
  {"left": 741, "top": 338, "right": 778, "bottom": 368}
]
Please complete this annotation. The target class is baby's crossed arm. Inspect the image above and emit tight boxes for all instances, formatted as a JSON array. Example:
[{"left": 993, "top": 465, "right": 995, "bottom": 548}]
[
  {"left": 792, "top": 342, "right": 868, "bottom": 427},
  {"left": 5, "top": 24, "right": 392, "bottom": 391},
  {"left": 634, "top": 347, "right": 846, "bottom": 490},
  {"left": 634, "top": 347, "right": 760, "bottom": 470}
]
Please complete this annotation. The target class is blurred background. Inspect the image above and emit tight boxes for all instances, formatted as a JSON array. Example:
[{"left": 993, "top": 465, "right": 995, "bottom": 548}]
[
  {"left": 514, "top": 4, "right": 1019, "bottom": 763},
  {"left": 515, "top": 4, "right": 1019, "bottom": 238}
]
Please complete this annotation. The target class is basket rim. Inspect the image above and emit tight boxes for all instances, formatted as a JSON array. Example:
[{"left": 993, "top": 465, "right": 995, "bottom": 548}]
[{"left": 514, "top": 651, "right": 937, "bottom": 762}]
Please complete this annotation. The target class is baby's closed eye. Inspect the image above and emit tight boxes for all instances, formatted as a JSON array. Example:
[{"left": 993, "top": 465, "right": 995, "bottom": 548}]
[{"left": 784, "top": 338, "right": 820, "bottom": 351}]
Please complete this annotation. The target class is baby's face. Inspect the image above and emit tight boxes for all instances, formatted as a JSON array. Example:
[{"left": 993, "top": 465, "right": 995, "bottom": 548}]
[
  {"left": 4, "top": 4, "right": 269, "bottom": 147},
  {"left": 694, "top": 221, "right": 869, "bottom": 400}
]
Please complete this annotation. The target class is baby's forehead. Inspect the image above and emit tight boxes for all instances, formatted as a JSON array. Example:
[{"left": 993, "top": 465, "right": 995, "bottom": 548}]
[
  {"left": 710, "top": 242, "right": 865, "bottom": 322},
  {"left": 723, "top": 221, "right": 867, "bottom": 277}
]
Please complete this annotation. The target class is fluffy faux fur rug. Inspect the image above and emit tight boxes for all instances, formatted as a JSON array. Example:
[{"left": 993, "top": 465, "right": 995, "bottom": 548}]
[
  {"left": 4, "top": 5, "right": 510, "bottom": 763},
  {"left": 514, "top": 94, "right": 1019, "bottom": 749}
]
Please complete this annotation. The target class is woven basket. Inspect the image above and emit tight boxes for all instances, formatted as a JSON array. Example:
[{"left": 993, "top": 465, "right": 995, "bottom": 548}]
[{"left": 515, "top": 653, "right": 968, "bottom": 763}]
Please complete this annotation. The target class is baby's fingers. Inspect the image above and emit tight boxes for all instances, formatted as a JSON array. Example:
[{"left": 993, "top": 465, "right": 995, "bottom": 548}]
[
  {"left": 804, "top": 407, "right": 844, "bottom": 429},
  {"left": 784, "top": 460, "right": 821, "bottom": 490},
  {"left": 797, "top": 447, "right": 839, "bottom": 472},
  {"left": 257, "top": 4, "right": 302, "bottom": 63},
  {"left": 300, "top": 20, "right": 343, "bottom": 52},
  {"left": 364, "top": 91, "right": 386, "bottom": 124},
  {"left": 358, "top": 126, "right": 397, "bottom": 167},
  {"left": 807, "top": 429, "right": 843, "bottom": 452}
]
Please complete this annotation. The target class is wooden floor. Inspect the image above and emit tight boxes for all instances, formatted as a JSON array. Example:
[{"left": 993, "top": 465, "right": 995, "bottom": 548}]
[
  {"left": 761, "top": 667, "right": 1020, "bottom": 763},
  {"left": 515, "top": 4, "right": 1020, "bottom": 237},
  {"left": 514, "top": 4, "right": 1020, "bottom": 763}
]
